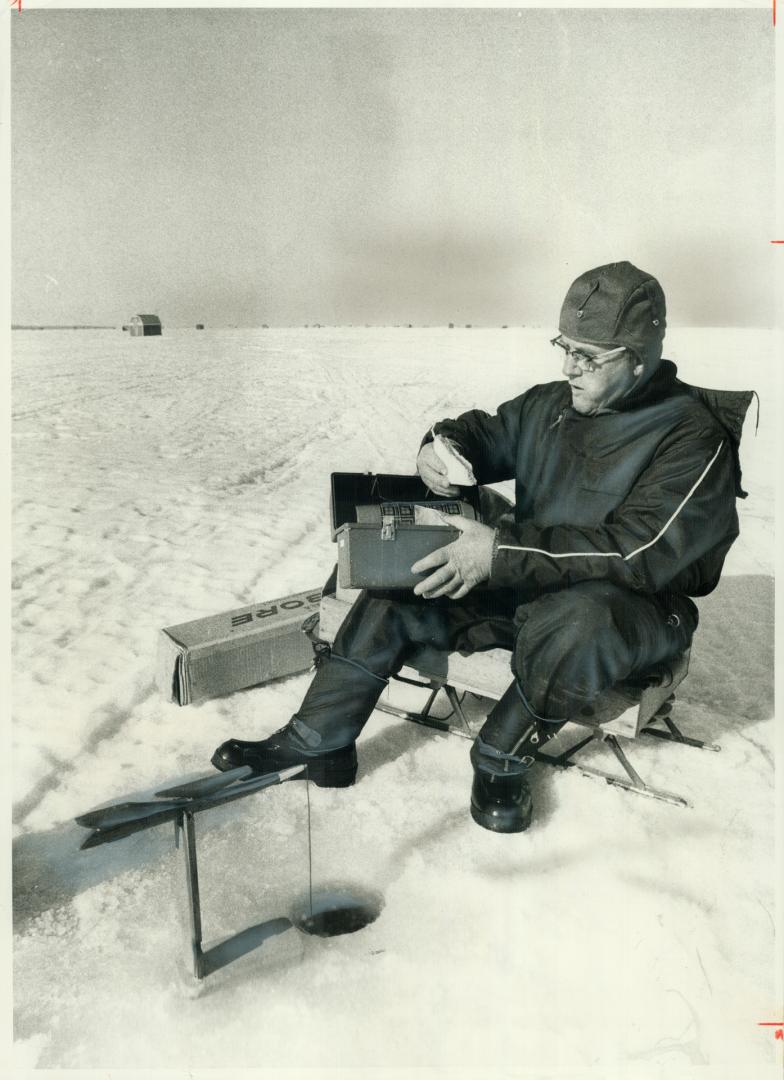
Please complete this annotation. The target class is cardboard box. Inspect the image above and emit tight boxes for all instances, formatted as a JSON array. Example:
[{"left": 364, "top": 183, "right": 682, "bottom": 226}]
[{"left": 157, "top": 587, "right": 322, "bottom": 705}]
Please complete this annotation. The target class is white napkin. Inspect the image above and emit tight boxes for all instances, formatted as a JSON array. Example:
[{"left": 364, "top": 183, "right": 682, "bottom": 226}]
[
  {"left": 432, "top": 432, "right": 477, "bottom": 486},
  {"left": 414, "top": 505, "right": 452, "bottom": 526}
]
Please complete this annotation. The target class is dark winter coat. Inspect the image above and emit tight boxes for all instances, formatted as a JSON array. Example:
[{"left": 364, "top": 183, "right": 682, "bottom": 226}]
[{"left": 427, "top": 361, "right": 754, "bottom": 599}]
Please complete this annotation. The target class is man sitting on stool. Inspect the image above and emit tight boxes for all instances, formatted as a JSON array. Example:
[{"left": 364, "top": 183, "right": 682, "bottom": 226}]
[{"left": 213, "top": 261, "right": 743, "bottom": 834}]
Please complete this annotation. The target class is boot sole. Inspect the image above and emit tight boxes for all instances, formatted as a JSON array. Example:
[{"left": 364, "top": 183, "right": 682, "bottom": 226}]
[{"left": 470, "top": 802, "right": 532, "bottom": 834}]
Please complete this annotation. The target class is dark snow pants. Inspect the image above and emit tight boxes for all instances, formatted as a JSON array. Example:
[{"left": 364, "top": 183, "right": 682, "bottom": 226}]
[{"left": 289, "top": 581, "right": 698, "bottom": 759}]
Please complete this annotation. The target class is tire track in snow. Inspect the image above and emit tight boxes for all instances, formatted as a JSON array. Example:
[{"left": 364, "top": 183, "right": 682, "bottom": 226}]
[
  {"left": 306, "top": 353, "right": 423, "bottom": 467},
  {"left": 13, "top": 679, "right": 158, "bottom": 827}
]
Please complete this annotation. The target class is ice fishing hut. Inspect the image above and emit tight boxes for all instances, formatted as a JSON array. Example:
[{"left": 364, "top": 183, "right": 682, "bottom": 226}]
[{"left": 129, "top": 314, "right": 162, "bottom": 337}]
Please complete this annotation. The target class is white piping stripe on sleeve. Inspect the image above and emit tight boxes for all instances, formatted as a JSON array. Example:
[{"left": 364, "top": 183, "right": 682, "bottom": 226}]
[
  {"left": 622, "top": 439, "right": 725, "bottom": 560},
  {"left": 496, "top": 545, "right": 623, "bottom": 559},
  {"left": 496, "top": 440, "right": 726, "bottom": 562}
]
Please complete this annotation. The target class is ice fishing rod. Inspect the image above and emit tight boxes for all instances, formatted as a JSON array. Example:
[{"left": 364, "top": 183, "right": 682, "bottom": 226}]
[{"left": 76, "top": 764, "right": 305, "bottom": 848}]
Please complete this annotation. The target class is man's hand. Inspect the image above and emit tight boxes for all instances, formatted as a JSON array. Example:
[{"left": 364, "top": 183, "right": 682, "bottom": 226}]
[
  {"left": 416, "top": 442, "right": 461, "bottom": 497},
  {"left": 411, "top": 515, "right": 496, "bottom": 599}
]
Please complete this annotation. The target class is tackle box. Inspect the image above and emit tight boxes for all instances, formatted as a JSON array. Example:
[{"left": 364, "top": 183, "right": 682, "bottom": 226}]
[{"left": 331, "top": 472, "right": 480, "bottom": 590}]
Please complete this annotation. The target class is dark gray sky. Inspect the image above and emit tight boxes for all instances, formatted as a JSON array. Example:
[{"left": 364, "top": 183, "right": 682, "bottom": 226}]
[{"left": 11, "top": 8, "right": 775, "bottom": 327}]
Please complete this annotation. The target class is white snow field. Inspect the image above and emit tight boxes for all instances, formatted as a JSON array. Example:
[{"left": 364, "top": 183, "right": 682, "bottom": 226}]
[{"left": 11, "top": 327, "right": 778, "bottom": 1072}]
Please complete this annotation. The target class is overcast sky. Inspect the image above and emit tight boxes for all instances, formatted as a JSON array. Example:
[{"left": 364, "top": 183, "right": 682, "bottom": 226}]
[{"left": 11, "top": 8, "right": 775, "bottom": 327}]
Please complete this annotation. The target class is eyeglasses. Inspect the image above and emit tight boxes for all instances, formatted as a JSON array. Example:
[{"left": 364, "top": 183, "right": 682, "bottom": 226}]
[{"left": 550, "top": 336, "right": 627, "bottom": 374}]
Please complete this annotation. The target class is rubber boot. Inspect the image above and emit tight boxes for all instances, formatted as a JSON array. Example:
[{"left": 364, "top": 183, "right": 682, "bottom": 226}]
[
  {"left": 211, "top": 725, "right": 358, "bottom": 788},
  {"left": 470, "top": 757, "right": 534, "bottom": 834},
  {"left": 470, "top": 682, "right": 564, "bottom": 834},
  {"left": 211, "top": 653, "right": 386, "bottom": 788}
]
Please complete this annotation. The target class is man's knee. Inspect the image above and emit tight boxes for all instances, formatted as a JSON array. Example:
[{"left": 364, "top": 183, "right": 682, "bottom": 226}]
[
  {"left": 511, "top": 583, "right": 640, "bottom": 717},
  {"left": 513, "top": 582, "right": 628, "bottom": 654},
  {"left": 334, "top": 590, "right": 452, "bottom": 669}
]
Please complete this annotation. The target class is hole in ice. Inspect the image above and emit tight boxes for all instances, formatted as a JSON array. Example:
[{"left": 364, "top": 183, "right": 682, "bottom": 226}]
[{"left": 290, "top": 885, "right": 383, "bottom": 938}]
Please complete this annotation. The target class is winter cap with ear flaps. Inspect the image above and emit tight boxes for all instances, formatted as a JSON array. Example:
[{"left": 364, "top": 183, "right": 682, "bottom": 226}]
[{"left": 559, "top": 261, "right": 667, "bottom": 366}]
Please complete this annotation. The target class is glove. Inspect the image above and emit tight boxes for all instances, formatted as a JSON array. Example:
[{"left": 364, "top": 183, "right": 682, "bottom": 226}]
[
  {"left": 411, "top": 514, "right": 496, "bottom": 600},
  {"left": 416, "top": 442, "right": 461, "bottom": 497}
]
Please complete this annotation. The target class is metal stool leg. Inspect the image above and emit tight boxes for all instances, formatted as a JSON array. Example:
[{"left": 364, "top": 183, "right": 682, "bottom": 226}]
[
  {"left": 570, "top": 734, "right": 691, "bottom": 808},
  {"left": 443, "top": 684, "right": 473, "bottom": 737},
  {"left": 375, "top": 677, "right": 473, "bottom": 739},
  {"left": 642, "top": 715, "right": 721, "bottom": 752},
  {"left": 534, "top": 728, "right": 691, "bottom": 808},
  {"left": 534, "top": 730, "right": 596, "bottom": 767},
  {"left": 375, "top": 683, "right": 452, "bottom": 731},
  {"left": 181, "top": 811, "right": 206, "bottom": 979}
]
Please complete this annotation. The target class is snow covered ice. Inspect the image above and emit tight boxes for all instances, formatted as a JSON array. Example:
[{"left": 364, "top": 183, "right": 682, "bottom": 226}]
[{"left": 11, "top": 327, "right": 778, "bottom": 1071}]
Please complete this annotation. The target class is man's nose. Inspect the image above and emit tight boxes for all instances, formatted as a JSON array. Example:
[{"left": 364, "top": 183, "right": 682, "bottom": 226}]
[{"left": 562, "top": 352, "right": 581, "bottom": 378}]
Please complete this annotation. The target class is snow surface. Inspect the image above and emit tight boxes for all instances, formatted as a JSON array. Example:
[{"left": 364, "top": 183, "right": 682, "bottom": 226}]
[{"left": 10, "top": 327, "right": 779, "bottom": 1073}]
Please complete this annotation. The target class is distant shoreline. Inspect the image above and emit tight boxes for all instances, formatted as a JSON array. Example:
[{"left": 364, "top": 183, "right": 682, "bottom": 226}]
[
  {"left": 11, "top": 324, "right": 524, "bottom": 331},
  {"left": 12, "top": 325, "right": 119, "bottom": 331}
]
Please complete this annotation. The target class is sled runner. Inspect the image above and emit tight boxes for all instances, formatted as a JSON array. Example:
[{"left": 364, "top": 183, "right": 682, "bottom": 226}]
[
  {"left": 528, "top": 649, "right": 721, "bottom": 809},
  {"left": 75, "top": 763, "right": 306, "bottom": 978}
]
